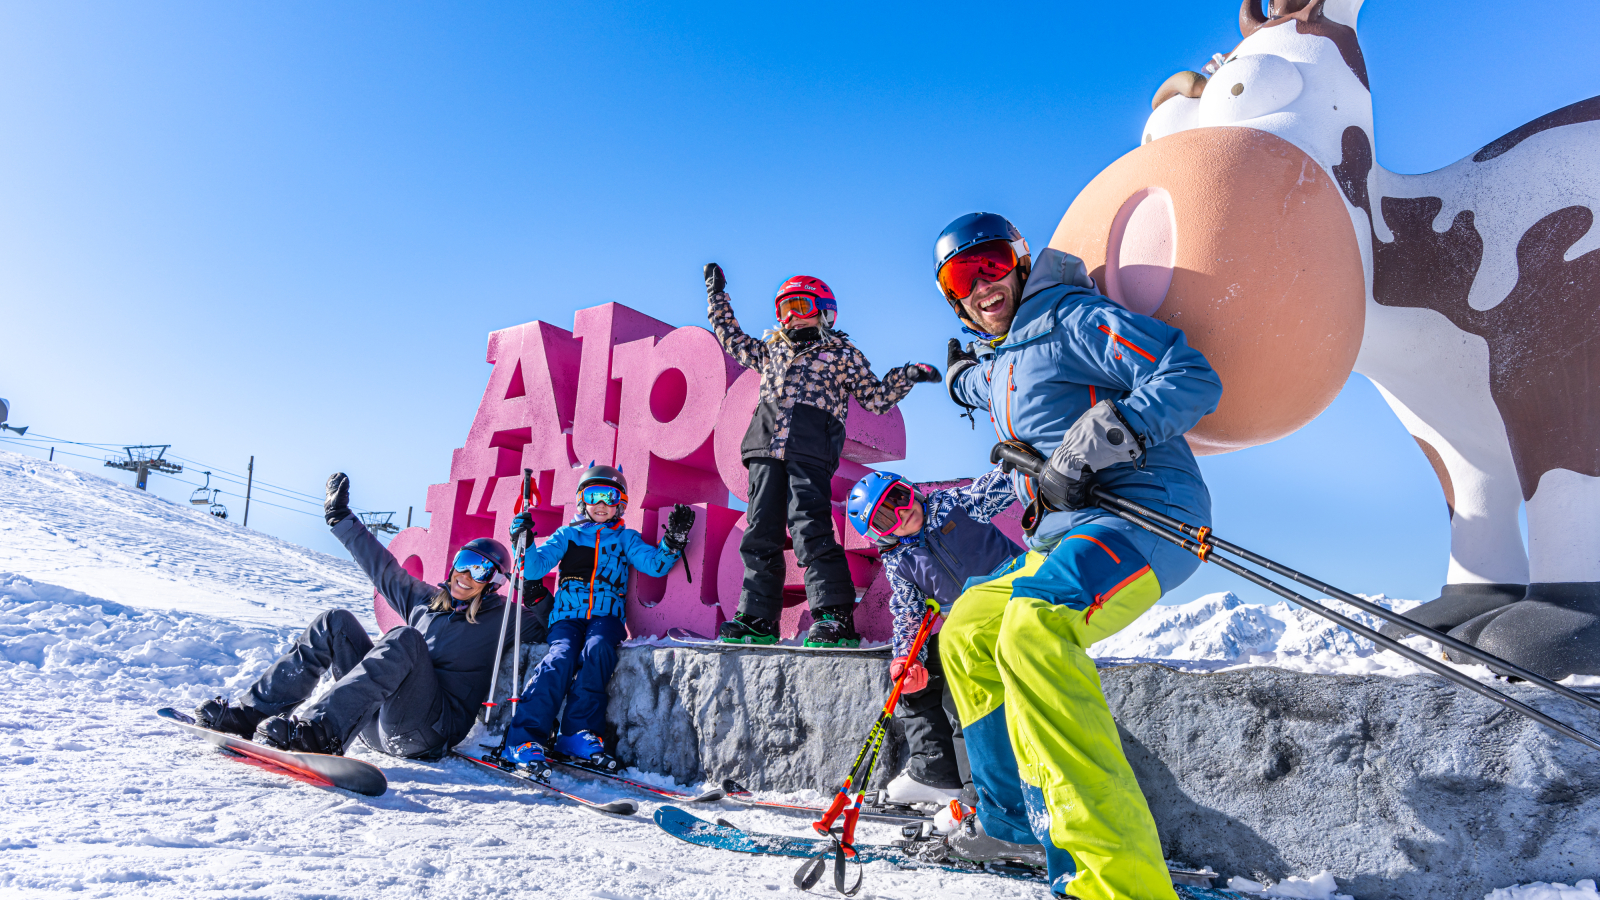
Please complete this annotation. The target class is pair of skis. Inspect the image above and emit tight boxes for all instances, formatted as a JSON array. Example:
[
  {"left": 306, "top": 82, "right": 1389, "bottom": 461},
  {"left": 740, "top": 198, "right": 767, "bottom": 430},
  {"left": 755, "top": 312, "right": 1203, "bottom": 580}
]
[{"left": 654, "top": 806, "right": 1248, "bottom": 899}]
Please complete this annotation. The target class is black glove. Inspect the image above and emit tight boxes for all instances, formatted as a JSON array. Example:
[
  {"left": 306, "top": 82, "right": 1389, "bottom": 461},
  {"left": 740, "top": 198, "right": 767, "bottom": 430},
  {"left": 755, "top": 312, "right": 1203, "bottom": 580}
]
[
  {"left": 992, "top": 440, "right": 1092, "bottom": 513},
  {"left": 902, "top": 363, "right": 941, "bottom": 384},
  {"left": 324, "top": 473, "right": 352, "bottom": 527},
  {"left": 1039, "top": 463, "right": 1094, "bottom": 511},
  {"left": 509, "top": 510, "right": 536, "bottom": 547},
  {"left": 704, "top": 263, "right": 726, "bottom": 296},
  {"left": 947, "top": 337, "right": 978, "bottom": 370},
  {"left": 522, "top": 577, "right": 552, "bottom": 607},
  {"left": 521, "top": 581, "right": 554, "bottom": 644},
  {"left": 663, "top": 503, "right": 695, "bottom": 552}
]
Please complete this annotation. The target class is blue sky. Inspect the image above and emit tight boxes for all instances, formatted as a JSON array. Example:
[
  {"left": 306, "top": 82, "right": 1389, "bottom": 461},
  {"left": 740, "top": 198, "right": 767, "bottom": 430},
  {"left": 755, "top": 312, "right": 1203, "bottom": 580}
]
[{"left": 2, "top": 2, "right": 1595, "bottom": 606}]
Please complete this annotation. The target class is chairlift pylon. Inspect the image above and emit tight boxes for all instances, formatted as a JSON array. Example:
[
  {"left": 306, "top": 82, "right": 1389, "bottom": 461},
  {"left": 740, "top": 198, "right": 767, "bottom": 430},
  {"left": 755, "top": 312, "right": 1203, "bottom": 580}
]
[{"left": 190, "top": 472, "right": 214, "bottom": 506}]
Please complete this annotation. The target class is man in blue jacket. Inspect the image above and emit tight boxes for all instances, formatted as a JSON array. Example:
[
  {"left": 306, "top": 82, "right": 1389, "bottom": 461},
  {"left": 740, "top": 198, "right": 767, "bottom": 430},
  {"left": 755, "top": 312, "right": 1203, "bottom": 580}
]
[{"left": 935, "top": 213, "right": 1222, "bottom": 900}]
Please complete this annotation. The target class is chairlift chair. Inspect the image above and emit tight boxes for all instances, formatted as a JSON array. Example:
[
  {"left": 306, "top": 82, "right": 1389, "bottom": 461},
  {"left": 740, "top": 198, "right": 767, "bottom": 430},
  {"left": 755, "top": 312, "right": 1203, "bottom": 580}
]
[
  {"left": 208, "top": 490, "right": 228, "bottom": 520},
  {"left": 190, "top": 472, "right": 214, "bottom": 506}
]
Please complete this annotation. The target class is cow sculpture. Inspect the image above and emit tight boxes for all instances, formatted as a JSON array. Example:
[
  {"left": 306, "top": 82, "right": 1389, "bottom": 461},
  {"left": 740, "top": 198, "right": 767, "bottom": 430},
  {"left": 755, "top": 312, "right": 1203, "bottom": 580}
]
[{"left": 1048, "top": 0, "right": 1599, "bottom": 678}]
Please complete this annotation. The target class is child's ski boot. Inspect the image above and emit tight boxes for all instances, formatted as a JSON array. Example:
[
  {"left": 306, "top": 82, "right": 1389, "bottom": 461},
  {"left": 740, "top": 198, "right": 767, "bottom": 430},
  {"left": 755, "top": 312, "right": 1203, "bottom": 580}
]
[
  {"left": 804, "top": 607, "right": 861, "bottom": 648},
  {"left": 718, "top": 613, "right": 778, "bottom": 645},
  {"left": 882, "top": 769, "right": 963, "bottom": 806},
  {"left": 554, "top": 730, "right": 621, "bottom": 773},
  {"left": 504, "top": 740, "right": 552, "bottom": 780}
]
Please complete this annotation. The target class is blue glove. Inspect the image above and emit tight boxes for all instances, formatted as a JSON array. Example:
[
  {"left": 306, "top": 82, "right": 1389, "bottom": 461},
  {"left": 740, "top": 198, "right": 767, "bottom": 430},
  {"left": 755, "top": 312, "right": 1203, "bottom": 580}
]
[{"left": 509, "top": 510, "right": 536, "bottom": 546}]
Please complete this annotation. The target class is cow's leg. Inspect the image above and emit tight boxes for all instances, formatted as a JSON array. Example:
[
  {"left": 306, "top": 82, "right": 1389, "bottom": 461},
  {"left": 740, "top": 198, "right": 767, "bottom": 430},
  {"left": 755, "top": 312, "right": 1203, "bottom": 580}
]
[
  {"left": 1358, "top": 376, "right": 1527, "bottom": 639},
  {"left": 1469, "top": 470, "right": 1600, "bottom": 679}
]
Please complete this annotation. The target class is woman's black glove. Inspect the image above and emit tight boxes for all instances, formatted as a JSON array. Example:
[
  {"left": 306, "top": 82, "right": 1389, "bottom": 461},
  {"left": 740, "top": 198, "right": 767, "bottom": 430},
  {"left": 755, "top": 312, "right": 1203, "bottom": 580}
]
[
  {"left": 324, "top": 473, "right": 352, "bottom": 527},
  {"left": 521, "top": 580, "right": 554, "bottom": 644},
  {"left": 704, "top": 263, "right": 726, "bottom": 296},
  {"left": 663, "top": 503, "right": 695, "bottom": 552},
  {"left": 902, "top": 363, "right": 941, "bottom": 384}
]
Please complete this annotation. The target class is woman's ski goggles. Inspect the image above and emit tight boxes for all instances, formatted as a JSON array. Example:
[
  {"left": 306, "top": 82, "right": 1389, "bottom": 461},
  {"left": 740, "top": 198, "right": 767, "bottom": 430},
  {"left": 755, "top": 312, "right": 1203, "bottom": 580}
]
[
  {"left": 866, "top": 479, "right": 917, "bottom": 538},
  {"left": 580, "top": 485, "right": 624, "bottom": 507},
  {"left": 776, "top": 293, "right": 822, "bottom": 324},
  {"left": 937, "top": 240, "right": 1018, "bottom": 302},
  {"left": 451, "top": 548, "right": 499, "bottom": 583}
]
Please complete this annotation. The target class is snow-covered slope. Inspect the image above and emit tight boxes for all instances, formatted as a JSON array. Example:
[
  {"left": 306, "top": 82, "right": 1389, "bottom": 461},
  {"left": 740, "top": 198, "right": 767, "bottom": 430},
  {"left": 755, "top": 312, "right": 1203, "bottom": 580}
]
[
  {"left": 0, "top": 450, "right": 1581, "bottom": 900},
  {"left": 0, "top": 451, "right": 370, "bottom": 628}
]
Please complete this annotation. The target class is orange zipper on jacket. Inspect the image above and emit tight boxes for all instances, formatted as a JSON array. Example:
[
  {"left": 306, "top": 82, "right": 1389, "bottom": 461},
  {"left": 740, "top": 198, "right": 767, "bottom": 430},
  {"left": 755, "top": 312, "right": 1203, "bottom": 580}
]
[{"left": 586, "top": 529, "right": 601, "bottom": 619}]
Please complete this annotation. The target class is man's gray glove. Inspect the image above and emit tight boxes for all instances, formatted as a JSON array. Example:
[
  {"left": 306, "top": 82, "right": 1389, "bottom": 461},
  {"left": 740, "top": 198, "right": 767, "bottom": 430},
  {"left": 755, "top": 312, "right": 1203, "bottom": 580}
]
[
  {"left": 704, "top": 263, "right": 726, "bottom": 296},
  {"left": 1046, "top": 401, "right": 1145, "bottom": 508},
  {"left": 324, "top": 473, "right": 352, "bottom": 527}
]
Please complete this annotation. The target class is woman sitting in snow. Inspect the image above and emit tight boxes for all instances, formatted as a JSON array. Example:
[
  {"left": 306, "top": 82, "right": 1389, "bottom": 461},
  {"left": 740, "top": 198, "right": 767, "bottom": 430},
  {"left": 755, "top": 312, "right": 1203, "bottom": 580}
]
[
  {"left": 497, "top": 464, "right": 693, "bottom": 775},
  {"left": 192, "top": 472, "right": 551, "bottom": 758}
]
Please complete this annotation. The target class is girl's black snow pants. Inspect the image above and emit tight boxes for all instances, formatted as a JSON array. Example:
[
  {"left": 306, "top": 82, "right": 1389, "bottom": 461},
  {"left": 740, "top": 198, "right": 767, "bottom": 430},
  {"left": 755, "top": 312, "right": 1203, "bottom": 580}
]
[{"left": 738, "top": 455, "right": 855, "bottom": 621}]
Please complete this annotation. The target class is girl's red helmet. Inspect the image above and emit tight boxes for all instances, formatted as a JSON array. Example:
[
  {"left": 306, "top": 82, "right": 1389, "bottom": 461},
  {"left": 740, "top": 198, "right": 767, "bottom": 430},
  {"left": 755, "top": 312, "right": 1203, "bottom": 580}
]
[{"left": 774, "top": 276, "right": 838, "bottom": 328}]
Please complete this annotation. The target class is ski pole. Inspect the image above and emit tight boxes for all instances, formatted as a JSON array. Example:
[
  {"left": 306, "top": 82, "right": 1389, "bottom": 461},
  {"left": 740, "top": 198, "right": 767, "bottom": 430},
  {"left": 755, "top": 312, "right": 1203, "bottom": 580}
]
[
  {"left": 811, "top": 599, "right": 941, "bottom": 850},
  {"left": 500, "top": 469, "right": 537, "bottom": 754},
  {"left": 481, "top": 469, "right": 538, "bottom": 732},
  {"left": 989, "top": 440, "right": 1600, "bottom": 754},
  {"left": 1088, "top": 488, "right": 1600, "bottom": 718}
]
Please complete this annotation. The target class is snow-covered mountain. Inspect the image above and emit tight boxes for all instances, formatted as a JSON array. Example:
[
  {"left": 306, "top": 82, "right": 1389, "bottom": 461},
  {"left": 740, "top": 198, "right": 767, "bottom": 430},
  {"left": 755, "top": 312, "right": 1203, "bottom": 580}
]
[{"left": 1091, "top": 590, "right": 1433, "bottom": 678}]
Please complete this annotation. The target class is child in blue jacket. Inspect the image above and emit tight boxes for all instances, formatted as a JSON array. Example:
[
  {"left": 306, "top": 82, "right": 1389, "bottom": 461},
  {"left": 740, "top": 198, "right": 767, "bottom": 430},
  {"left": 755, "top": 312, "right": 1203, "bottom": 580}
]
[{"left": 500, "top": 463, "right": 693, "bottom": 773}]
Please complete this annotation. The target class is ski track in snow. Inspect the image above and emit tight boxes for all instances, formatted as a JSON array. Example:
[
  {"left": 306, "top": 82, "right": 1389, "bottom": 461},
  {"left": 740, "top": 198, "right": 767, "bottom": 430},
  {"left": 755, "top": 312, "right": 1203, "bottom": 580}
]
[{"left": 0, "top": 450, "right": 1590, "bottom": 899}]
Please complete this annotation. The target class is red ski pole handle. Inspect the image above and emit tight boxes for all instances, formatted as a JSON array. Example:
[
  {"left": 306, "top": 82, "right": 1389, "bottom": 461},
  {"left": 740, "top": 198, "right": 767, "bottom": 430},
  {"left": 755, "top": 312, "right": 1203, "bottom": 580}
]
[{"left": 813, "top": 780, "right": 854, "bottom": 835}]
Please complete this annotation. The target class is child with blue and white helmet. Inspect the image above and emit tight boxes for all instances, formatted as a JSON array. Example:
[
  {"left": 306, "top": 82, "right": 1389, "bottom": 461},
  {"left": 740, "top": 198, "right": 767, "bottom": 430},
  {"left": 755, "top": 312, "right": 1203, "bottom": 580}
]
[{"left": 845, "top": 467, "right": 1020, "bottom": 806}]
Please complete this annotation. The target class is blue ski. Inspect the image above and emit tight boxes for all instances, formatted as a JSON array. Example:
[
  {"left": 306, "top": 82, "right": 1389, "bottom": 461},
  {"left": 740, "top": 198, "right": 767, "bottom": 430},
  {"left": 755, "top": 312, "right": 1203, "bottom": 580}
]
[{"left": 654, "top": 806, "right": 1245, "bottom": 898}]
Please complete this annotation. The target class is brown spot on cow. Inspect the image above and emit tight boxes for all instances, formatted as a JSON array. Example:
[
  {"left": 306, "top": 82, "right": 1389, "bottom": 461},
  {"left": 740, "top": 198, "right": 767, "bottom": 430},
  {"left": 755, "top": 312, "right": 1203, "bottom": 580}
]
[
  {"left": 1474, "top": 95, "right": 1600, "bottom": 163},
  {"left": 1373, "top": 199, "right": 1600, "bottom": 499}
]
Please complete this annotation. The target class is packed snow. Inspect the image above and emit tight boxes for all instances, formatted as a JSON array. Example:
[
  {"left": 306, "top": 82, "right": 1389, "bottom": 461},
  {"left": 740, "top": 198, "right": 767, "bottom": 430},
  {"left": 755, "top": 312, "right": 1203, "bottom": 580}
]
[
  {"left": 1228, "top": 870, "right": 1353, "bottom": 899},
  {"left": 0, "top": 451, "right": 1590, "bottom": 899}
]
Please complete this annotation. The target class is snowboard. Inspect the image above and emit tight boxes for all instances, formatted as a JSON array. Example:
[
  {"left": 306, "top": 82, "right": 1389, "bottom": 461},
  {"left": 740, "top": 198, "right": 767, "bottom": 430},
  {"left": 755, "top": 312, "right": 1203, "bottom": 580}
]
[
  {"left": 666, "top": 628, "right": 890, "bottom": 655},
  {"left": 655, "top": 806, "right": 1244, "bottom": 898},
  {"left": 156, "top": 707, "right": 388, "bottom": 797}
]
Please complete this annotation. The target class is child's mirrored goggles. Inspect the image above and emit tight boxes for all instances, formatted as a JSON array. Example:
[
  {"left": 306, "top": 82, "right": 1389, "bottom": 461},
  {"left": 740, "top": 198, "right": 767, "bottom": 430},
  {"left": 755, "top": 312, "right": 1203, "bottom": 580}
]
[
  {"left": 938, "top": 240, "right": 1018, "bottom": 302},
  {"left": 581, "top": 485, "right": 624, "bottom": 507},
  {"left": 451, "top": 548, "right": 499, "bottom": 583},
  {"left": 867, "top": 480, "right": 917, "bottom": 538}
]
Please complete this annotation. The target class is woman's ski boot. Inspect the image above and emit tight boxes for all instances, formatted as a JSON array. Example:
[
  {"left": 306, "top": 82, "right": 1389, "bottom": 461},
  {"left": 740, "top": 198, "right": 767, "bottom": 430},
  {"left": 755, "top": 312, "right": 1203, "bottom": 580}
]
[
  {"left": 554, "top": 730, "right": 621, "bottom": 773},
  {"left": 504, "top": 740, "right": 552, "bottom": 780},
  {"left": 254, "top": 715, "right": 343, "bottom": 755},
  {"left": 194, "top": 696, "right": 266, "bottom": 739}
]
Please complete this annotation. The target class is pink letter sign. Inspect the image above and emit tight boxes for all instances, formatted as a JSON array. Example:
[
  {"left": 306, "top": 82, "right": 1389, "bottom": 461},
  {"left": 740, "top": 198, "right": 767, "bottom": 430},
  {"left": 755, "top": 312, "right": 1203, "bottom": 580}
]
[{"left": 378, "top": 302, "right": 909, "bottom": 642}]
